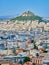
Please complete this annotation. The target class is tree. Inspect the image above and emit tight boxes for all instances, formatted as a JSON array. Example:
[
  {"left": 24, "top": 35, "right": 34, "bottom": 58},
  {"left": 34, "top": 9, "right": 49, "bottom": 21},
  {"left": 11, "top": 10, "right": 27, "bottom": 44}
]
[
  {"left": 34, "top": 43, "right": 37, "bottom": 49},
  {"left": 32, "top": 63, "right": 36, "bottom": 65},
  {"left": 13, "top": 47, "right": 16, "bottom": 55},
  {"left": 19, "top": 60, "right": 22, "bottom": 64},
  {"left": 31, "top": 39, "right": 36, "bottom": 43},
  {"left": 23, "top": 57, "right": 30, "bottom": 63},
  {"left": 23, "top": 50, "right": 26, "bottom": 52},
  {"left": 36, "top": 53, "right": 39, "bottom": 57},
  {"left": 31, "top": 40, "right": 37, "bottom": 49},
  {"left": 43, "top": 50, "right": 48, "bottom": 53}
]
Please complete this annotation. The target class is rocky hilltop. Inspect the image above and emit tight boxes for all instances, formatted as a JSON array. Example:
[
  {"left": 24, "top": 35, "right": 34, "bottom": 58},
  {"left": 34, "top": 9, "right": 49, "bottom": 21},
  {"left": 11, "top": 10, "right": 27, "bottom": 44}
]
[{"left": 21, "top": 11, "right": 35, "bottom": 16}]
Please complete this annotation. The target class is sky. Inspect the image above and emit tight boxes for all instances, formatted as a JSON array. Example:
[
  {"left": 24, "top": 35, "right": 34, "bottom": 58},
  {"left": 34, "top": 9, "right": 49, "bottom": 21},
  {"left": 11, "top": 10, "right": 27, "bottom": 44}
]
[{"left": 0, "top": 0, "right": 49, "bottom": 17}]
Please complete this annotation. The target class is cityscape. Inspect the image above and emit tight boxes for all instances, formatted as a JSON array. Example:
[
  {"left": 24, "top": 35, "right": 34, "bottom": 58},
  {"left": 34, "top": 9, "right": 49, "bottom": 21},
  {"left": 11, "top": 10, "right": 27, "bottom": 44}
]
[{"left": 0, "top": 0, "right": 49, "bottom": 65}]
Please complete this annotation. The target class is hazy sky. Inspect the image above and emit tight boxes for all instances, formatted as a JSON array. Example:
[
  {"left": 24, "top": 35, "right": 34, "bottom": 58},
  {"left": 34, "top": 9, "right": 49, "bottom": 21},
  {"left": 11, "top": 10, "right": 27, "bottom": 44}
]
[{"left": 0, "top": 0, "right": 49, "bottom": 17}]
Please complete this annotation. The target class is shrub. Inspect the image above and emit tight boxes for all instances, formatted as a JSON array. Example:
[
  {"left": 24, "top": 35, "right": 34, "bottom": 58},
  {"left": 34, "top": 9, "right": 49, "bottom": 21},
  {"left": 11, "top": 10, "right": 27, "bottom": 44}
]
[{"left": 23, "top": 57, "right": 30, "bottom": 63}]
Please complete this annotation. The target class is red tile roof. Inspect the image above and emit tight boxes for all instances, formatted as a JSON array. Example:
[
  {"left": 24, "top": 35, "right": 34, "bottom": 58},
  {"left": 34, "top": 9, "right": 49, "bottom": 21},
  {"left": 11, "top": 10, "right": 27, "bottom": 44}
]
[
  {"left": 10, "top": 63, "right": 22, "bottom": 65},
  {"left": 24, "top": 62, "right": 32, "bottom": 65}
]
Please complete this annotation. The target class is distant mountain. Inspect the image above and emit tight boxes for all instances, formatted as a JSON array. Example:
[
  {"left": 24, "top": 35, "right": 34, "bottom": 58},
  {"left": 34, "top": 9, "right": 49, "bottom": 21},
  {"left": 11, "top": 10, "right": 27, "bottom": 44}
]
[
  {"left": 0, "top": 16, "right": 10, "bottom": 21},
  {"left": 11, "top": 11, "right": 49, "bottom": 23},
  {"left": 0, "top": 15, "right": 16, "bottom": 21}
]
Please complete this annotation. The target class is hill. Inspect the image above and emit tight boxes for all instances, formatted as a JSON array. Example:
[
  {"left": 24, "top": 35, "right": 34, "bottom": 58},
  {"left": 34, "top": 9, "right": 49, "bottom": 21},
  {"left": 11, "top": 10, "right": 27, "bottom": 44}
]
[{"left": 11, "top": 11, "right": 43, "bottom": 22}]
